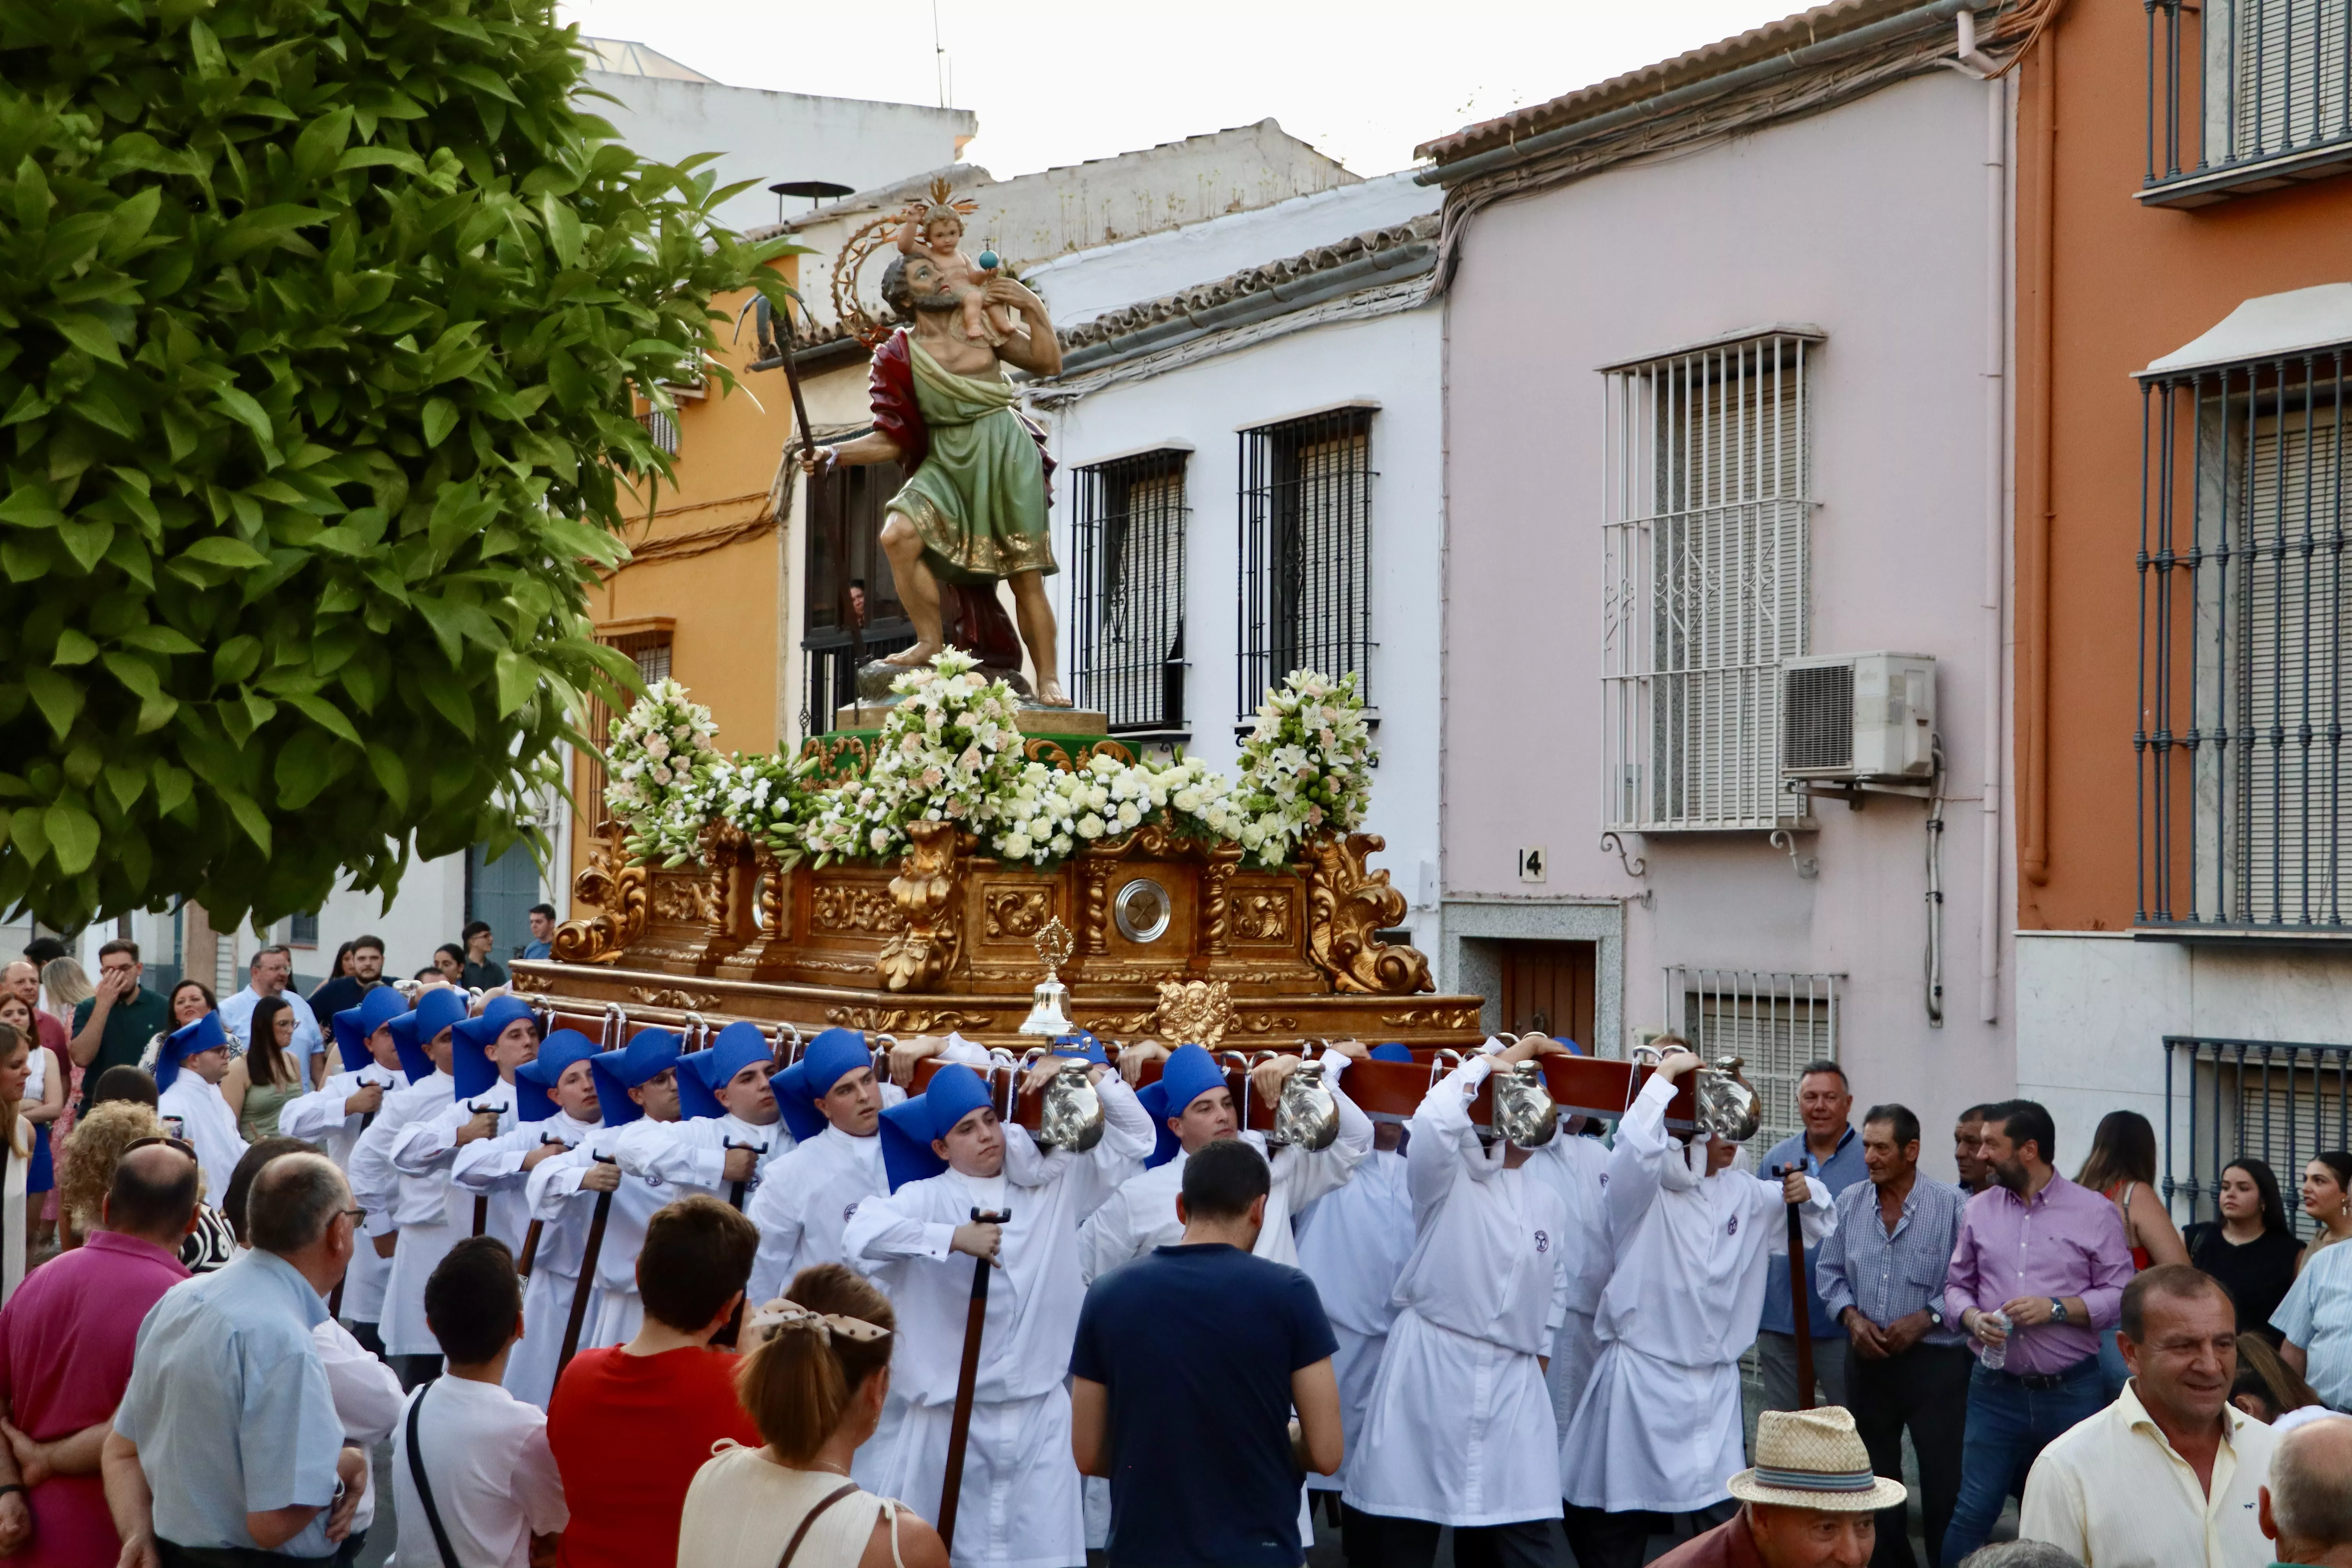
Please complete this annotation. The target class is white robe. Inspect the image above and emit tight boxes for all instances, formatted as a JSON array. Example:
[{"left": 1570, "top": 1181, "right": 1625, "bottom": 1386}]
[
  {"left": 845, "top": 1076, "right": 1150, "bottom": 1568},
  {"left": 158, "top": 1073, "right": 249, "bottom": 1198},
  {"left": 350, "top": 1071, "right": 454, "bottom": 1357},
  {"left": 1559, "top": 1072, "right": 1834, "bottom": 1514},
  {"left": 1078, "top": 1056, "right": 1372, "bottom": 1281},
  {"left": 281, "top": 1064, "right": 408, "bottom": 1321},
  {"left": 379, "top": 1079, "right": 525, "bottom": 1357},
  {"left": 1294, "top": 1145, "right": 1414, "bottom": 1494},
  {"left": 1344, "top": 1056, "right": 1572, "bottom": 1528},
  {"left": 450, "top": 1111, "right": 603, "bottom": 1409},
  {"left": 539, "top": 1115, "right": 719, "bottom": 1351},
  {"left": 1520, "top": 1130, "right": 1615, "bottom": 1446}
]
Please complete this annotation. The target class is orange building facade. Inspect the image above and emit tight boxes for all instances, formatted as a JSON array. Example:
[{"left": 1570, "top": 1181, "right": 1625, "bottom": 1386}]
[{"left": 2017, "top": 0, "right": 2352, "bottom": 1213}]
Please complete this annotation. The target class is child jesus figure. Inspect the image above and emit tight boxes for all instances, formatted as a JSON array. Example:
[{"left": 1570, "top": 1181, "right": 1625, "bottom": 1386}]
[{"left": 895, "top": 196, "right": 1016, "bottom": 348}]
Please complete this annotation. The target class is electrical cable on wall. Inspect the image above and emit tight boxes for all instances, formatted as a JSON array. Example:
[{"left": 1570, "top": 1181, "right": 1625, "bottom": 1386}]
[{"left": 1924, "top": 736, "right": 1947, "bottom": 1028}]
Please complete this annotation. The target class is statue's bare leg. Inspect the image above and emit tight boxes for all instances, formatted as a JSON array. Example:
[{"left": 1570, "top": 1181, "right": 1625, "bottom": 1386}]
[
  {"left": 1009, "top": 569, "right": 1069, "bottom": 706},
  {"left": 877, "top": 512, "right": 945, "bottom": 666}
]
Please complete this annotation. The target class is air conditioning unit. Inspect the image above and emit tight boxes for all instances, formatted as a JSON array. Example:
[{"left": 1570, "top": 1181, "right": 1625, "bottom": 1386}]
[{"left": 1780, "top": 653, "right": 1936, "bottom": 782}]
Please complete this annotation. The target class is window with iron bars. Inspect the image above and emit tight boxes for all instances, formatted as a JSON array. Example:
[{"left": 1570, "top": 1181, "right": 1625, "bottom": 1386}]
[
  {"left": 2164, "top": 1034, "right": 2352, "bottom": 1231},
  {"left": 1664, "top": 967, "right": 1840, "bottom": 1155},
  {"left": 2136, "top": 350, "right": 2352, "bottom": 932},
  {"left": 1071, "top": 450, "right": 1187, "bottom": 733},
  {"left": 574, "top": 622, "right": 674, "bottom": 836},
  {"left": 1237, "top": 408, "right": 1374, "bottom": 719},
  {"left": 1603, "top": 332, "right": 1816, "bottom": 832},
  {"left": 801, "top": 450, "right": 914, "bottom": 739},
  {"left": 639, "top": 407, "right": 680, "bottom": 458},
  {"left": 2143, "top": 0, "right": 2352, "bottom": 207}
]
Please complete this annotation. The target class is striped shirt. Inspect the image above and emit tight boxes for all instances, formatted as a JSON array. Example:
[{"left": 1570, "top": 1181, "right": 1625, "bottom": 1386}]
[{"left": 1815, "top": 1172, "right": 1969, "bottom": 1346}]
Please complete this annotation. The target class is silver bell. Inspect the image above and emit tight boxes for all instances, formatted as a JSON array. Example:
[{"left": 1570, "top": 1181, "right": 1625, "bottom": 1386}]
[
  {"left": 1272, "top": 1061, "right": 1339, "bottom": 1152},
  {"left": 1036, "top": 1062, "right": 1105, "bottom": 1152},
  {"left": 1493, "top": 1061, "right": 1559, "bottom": 1149},
  {"left": 1018, "top": 975, "right": 1073, "bottom": 1038}
]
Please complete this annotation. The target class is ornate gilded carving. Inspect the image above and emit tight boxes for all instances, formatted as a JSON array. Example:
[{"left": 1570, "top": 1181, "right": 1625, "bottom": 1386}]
[
  {"left": 1196, "top": 844, "right": 1239, "bottom": 958},
  {"left": 824, "top": 1005, "right": 996, "bottom": 1033},
  {"left": 877, "top": 821, "right": 965, "bottom": 993},
  {"left": 1233, "top": 890, "right": 1291, "bottom": 943},
  {"left": 1300, "top": 833, "right": 1435, "bottom": 995},
  {"left": 508, "top": 969, "right": 553, "bottom": 994},
  {"left": 1147, "top": 979, "right": 1235, "bottom": 1048},
  {"left": 1080, "top": 1010, "right": 1157, "bottom": 1036},
  {"left": 1078, "top": 861, "right": 1112, "bottom": 957},
  {"left": 1234, "top": 1011, "right": 1301, "bottom": 1034},
  {"left": 650, "top": 873, "right": 709, "bottom": 926},
  {"left": 813, "top": 885, "right": 908, "bottom": 933},
  {"left": 1380, "top": 1005, "right": 1484, "bottom": 1031},
  {"left": 984, "top": 887, "right": 1054, "bottom": 940},
  {"left": 699, "top": 820, "right": 752, "bottom": 940},
  {"left": 629, "top": 986, "right": 721, "bottom": 1010},
  {"left": 755, "top": 848, "right": 790, "bottom": 938},
  {"left": 554, "top": 820, "right": 650, "bottom": 965}
]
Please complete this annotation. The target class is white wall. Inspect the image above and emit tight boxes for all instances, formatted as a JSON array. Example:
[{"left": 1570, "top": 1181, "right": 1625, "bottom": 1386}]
[
  {"left": 1437, "top": 69, "right": 2015, "bottom": 1163},
  {"left": 585, "top": 72, "right": 974, "bottom": 236},
  {"left": 1037, "top": 301, "right": 1445, "bottom": 951}
]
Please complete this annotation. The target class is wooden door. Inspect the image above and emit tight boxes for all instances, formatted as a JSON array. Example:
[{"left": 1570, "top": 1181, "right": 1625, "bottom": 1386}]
[{"left": 1497, "top": 940, "right": 1598, "bottom": 1051}]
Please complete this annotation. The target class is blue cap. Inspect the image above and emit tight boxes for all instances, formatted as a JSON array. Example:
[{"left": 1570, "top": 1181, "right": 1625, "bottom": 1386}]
[
  {"left": 674, "top": 1048, "right": 724, "bottom": 1120},
  {"left": 154, "top": 1011, "right": 229, "bottom": 1095},
  {"left": 1135, "top": 1044, "right": 1230, "bottom": 1169},
  {"left": 388, "top": 988, "right": 470, "bottom": 1084},
  {"left": 1551, "top": 1036, "right": 1585, "bottom": 1055},
  {"left": 775, "top": 1027, "right": 871, "bottom": 1143},
  {"left": 1369, "top": 1043, "right": 1414, "bottom": 1064},
  {"left": 452, "top": 997, "right": 542, "bottom": 1102},
  {"left": 1047, "top": 1029, "right": 1108, "bottom": 1067},
  {"left": 589, "top": 1028, "right": 683, "bottom": 1127},
  {"left": 878, "top": 1063, "right": 995, "bottom": 1191},
  {"left": 332, "top": 987, "right": 410, "bottom": 1074},
  {"left": 515, "top": 1030, "right": 602, "bottom": 1123}
]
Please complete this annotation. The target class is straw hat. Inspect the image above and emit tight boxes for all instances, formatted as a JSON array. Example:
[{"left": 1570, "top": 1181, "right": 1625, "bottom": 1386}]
[{"left": 1726, "top": 1407, "right": 1909, "bottom": 1512}]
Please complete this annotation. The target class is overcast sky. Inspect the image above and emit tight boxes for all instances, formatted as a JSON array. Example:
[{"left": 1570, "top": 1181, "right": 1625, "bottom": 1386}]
[{"left": 554, "top": 0, "right": 1805, "bottom": 181}]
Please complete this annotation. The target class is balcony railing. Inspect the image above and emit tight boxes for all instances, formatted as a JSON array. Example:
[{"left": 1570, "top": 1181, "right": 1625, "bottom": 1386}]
[{"left": 2143, "top": 0, "right": 2352, "bottom": 208}]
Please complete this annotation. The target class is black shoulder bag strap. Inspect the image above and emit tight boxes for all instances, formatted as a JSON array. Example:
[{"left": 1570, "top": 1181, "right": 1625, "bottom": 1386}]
[
  {"left": 405, "top": 1382, "right": 467, "bottom": 1568},
  {"left": 775, "top": 1481, "right": 861, "bottom": 1568}
]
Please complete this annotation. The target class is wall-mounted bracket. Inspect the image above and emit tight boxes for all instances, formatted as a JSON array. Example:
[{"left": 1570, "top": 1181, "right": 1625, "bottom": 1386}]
[
  {"left": 1599, "top": 831, "right": 1653, "bottom": 907},
  {"left": 1768, "top": 829, "right": 1820, "bottom": 880}
]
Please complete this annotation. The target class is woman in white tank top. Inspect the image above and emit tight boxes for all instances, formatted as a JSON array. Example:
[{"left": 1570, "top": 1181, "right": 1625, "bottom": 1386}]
[{"left": 679, "top": 1265, "right": 949, "bottom": 1568}]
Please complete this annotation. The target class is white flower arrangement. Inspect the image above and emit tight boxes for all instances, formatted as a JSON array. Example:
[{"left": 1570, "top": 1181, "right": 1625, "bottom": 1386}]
[
  {"left": 603, "top": 679, "right": 722, "bottom": 867},
  {"left": 803, "top": 649, "right": 1030, "bottom": 867},
  {"left": 1228, "top": 669, "right": 1377, "bottom": 867},
  {"left": 707, "top": 750, "right": 815, "bottom": 869}
]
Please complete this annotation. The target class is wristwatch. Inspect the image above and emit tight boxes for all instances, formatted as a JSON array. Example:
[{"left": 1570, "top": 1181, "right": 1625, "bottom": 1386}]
[
  {"left": 1924, "top": 1303, "right": 1946, "bottom": 1330},
  {"left": 2050, "top": 1297, "right": 2070, "bottom": 1324}
]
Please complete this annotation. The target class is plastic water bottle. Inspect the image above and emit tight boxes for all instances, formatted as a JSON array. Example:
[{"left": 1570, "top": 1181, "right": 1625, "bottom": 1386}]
[{"left": 1979, "top": 1310, "right": 2011, "bottom": 1371}]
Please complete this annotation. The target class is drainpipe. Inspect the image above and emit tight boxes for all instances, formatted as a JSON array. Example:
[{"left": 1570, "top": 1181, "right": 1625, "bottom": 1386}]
[
  {"left": 2020, "top": 27, "right": 2058, "bottom": 887},
  {"left": 1980, "top": 72, "right": 2009, "bottom": 1024}
]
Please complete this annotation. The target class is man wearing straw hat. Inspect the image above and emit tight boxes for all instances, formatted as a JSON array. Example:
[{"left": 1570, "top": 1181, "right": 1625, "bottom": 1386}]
[{"left": 1653, "top": 1406, "right": 1902, "bottom": 1568}]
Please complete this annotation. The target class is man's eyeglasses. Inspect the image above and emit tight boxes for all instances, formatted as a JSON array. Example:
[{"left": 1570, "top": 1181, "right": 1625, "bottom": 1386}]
[
  {"left": 338, "top": 1206, "right": 367, "bottom": 1227},
  {"left": 122, "top": 1135, "right": 197, "bottom": 1161}
]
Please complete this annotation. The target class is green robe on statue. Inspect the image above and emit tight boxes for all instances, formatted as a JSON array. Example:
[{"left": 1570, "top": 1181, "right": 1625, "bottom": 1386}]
[{"left": 889, "top": 340, "right": 1056, "bottom": 585}]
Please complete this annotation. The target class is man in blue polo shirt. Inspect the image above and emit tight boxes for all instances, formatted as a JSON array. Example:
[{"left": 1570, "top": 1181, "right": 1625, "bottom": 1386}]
[
  {"left": 1071, "top": 1138, "right": 1343, "bottom": 1568},
  {"left": 1756, "top": 1058, "right": 1869, "bottom": 1413}
]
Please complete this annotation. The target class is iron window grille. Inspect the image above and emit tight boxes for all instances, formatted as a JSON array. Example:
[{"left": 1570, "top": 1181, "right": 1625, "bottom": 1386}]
[
  {"left": 639, "top": 407, "right": 680, "bottom": 457},
  {"left": 1603, "top": 331, "right": 1817, "bottom": 832},
  {"left": 1664, "top": 967, "right": 1841, "bottom": 1155},
  {"left": 288, "top": 911, "right": 319, "bottom": 948},
  {"left": 2135, "top": 350, "right": 2352, "bottom": 933},
  {"left": 1238, "top": 408, "right": 1375, "bottom": 719},
  {"left": 2165, "top": 1034, "right": 2352, "bottom": 1230},
  {"left": 2143, "top": 0, "right": 2352, "bottom": 207},
  {"left": 1071, "top": 450, "right": 1188, "bottom": 733},
  {"left": 800, "top": 448, "right": 914, "bottom": 739}
]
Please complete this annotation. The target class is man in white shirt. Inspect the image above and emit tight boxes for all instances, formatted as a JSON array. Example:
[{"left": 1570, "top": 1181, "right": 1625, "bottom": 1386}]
[
  {"left": 154, "top": 1013, "right": 249, "bottom": 1194},
  {"left": 1080, "top": 1036, "right": 1371, "bottom": 1280},
  {"left": 392, "top": 1235, "right": 568, "bottom": 1568},
  {"left": 390, "top": 996, "right": 542, "bottom": 1261},
  {"left": 1341, "top": 1034, "right": 1574, "bottom": 1568},
  {"left": 455, "top": 1029, "right": 604, "bottom": 1409},
  {"left": 1294, "top": 1042, "right": 1418, "bottom": 1519},
  {"left": 2022, "top": 1265, "right": 2277, "bottom": 1568},
  {"left": 524, "top": 1025, "right": 688, "bottom": 1356},
  {"left": 613, "top": 1022, "right": 792, "bottom": 1212},
  {"left": 848, "top": 1059, "right": 1152, "bottom": 1568},
  {"left": 747, "top": 1025, "right": 914, "bottom": 1303},
  {"left": 350, "top": 986, "right": 473, "bottom": 1387},
  {"left": 281, "top": 985, "right": 412, "bottom": 1347},
  {"left": 217, "top": 944, "right": 327, "bottom": 1090},
  {"left": 1561, "top": 1045, "right": 1833, "bottom": 1568}
]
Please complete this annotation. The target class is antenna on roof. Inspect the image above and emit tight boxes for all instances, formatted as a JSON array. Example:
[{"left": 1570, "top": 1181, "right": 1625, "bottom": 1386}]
[{"left": 932, "top": 0, "right": 947, "bottom": 108}]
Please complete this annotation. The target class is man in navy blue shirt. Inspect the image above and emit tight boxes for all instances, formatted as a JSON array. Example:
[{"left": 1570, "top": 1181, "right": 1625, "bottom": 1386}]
[
  {"left": 1757, "top": 1059, "right": 1869, "bottom": 1412},
  {"left": 1072, "top": 1138, "right": 1344, "bottom": 1568}
]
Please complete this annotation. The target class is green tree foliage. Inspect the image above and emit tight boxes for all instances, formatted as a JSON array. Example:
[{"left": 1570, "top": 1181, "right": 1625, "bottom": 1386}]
[{"left": 0, "top": 0, "right": 796, "bottom": 929}]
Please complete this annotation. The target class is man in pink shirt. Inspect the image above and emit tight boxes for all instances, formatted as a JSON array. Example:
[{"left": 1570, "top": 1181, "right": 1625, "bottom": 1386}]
[{"left": 0, "top": 1138, "right": 199, "bottom": 1564}]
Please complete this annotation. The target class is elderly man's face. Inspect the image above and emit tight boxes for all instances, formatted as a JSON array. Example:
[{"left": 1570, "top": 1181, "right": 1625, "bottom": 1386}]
[
  {"left": 2121, "top": 1285, "right": 2238, "bottom": 1428},
  {"left": 252, "top": 950, "right": 290, "bottom": 995},
  {"left": 1748, "top": 1504, "right": 1873, "bottom": 1568},
  {"left": 1797, "top": 1071, "right": 1852, "bottom": 1142},
  {"left": 2, "top": 962, "right": 37, "bottom": 1009}
]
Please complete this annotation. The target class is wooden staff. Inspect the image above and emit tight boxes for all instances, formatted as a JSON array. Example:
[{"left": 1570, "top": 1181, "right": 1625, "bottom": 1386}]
[
  {"left": 1778, "top": 1162, "right": 1815, "bottom": 1410},
  {"left": 937, "top": 1207, "right": 1012, "bottom": 1553},
  {"left": 557, "top": 1156, "right": 620, "bottom": 1375},
  {"left": 327, "top": 1089, "right": 383, "bottom": 1321}
]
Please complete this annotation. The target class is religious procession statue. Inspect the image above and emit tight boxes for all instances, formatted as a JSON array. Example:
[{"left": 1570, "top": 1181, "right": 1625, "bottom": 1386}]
[{"left": 799, "top": 185, "right": 1071, "bottom": 706}]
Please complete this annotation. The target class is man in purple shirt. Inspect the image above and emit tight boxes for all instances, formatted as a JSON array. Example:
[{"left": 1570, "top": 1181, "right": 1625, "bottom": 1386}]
[
  {"left": 1939, "top": 1099, "right": 2132, "bottom": 1565},
  {"left": 0, "top": 1140, "right": 198, "bottom": 1566}
]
